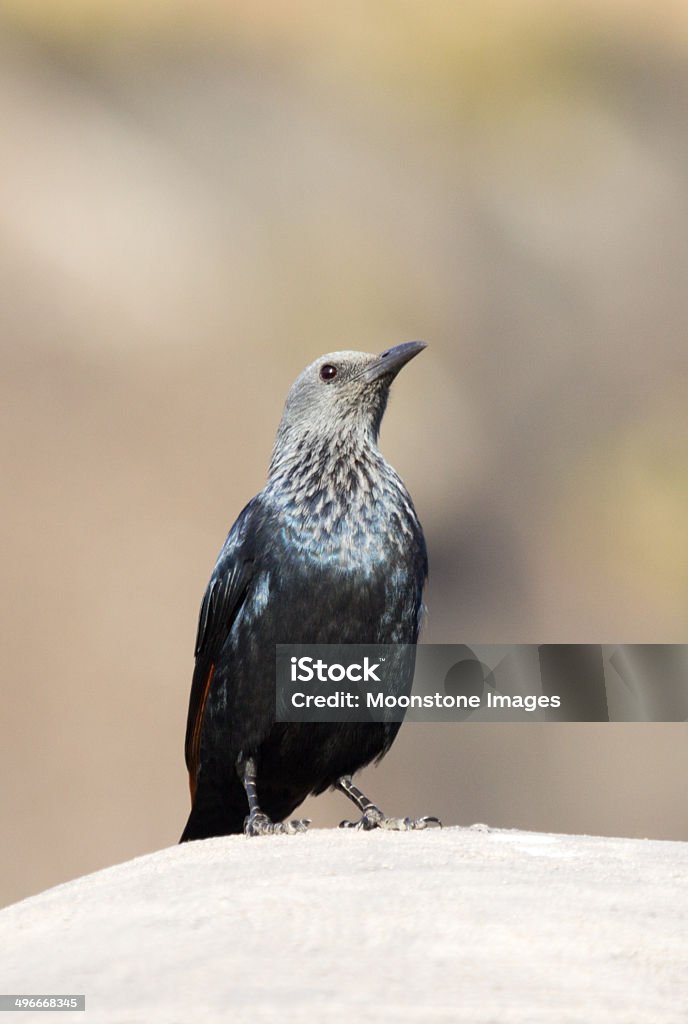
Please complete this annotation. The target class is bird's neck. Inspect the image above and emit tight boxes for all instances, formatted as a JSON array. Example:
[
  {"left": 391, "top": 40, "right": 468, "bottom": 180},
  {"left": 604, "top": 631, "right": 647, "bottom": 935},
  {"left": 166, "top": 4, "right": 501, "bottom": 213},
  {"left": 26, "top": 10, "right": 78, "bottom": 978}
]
[
  {"left": 267, "top": 430, "right": 386, "bottom": 501},
  {"left": 263, "top": 430, "right": 420, "bottom": 569}
]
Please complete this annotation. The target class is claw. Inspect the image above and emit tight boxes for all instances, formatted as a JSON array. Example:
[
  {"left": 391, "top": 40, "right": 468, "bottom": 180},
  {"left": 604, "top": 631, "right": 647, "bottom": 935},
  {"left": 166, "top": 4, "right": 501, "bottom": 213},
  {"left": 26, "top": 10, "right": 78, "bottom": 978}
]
[
  {"left": 244, "top": 812, "right": 311, "bottom": 837},
  {"left": 417, "top": 815, "right": 443, "bottom": 829},
  {"left": 285, "top": 817, "right": 312, "bottom": 834}
]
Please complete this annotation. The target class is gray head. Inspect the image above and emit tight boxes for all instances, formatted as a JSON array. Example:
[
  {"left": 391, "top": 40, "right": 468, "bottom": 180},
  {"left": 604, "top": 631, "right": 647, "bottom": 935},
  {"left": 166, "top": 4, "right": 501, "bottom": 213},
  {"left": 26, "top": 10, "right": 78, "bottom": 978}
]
[{"left": 270, "top": 342, "right": 426, "bottom": 470}]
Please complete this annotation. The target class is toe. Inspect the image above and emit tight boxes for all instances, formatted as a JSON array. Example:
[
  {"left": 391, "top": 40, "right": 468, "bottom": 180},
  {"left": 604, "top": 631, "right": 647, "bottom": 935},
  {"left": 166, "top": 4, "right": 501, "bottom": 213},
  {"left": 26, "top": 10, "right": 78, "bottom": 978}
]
[{"left": 285, "top": 818, "right": 311, "bottom": 834}]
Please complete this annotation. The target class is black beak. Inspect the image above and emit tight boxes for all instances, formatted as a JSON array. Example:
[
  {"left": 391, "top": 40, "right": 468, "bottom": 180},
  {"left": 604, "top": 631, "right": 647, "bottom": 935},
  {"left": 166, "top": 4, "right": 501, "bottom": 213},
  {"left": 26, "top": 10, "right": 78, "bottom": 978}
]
[{"left": 364, "top": 341, "right": 426, "bottom": 383}]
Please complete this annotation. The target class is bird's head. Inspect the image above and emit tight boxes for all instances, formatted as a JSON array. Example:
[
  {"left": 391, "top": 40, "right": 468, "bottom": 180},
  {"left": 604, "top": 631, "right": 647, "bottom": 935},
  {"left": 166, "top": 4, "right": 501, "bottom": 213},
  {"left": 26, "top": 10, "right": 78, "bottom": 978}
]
[{"left": 271, "top": 342, "right": 426, "bottom": 469}]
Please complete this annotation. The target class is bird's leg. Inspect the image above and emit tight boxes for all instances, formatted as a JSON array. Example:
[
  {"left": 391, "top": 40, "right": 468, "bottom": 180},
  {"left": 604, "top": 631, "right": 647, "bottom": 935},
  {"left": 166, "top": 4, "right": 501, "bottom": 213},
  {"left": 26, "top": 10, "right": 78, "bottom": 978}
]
[
  {"left": 239, "top": 756, "right": 311, "bottom": 837},
  {"left": 336, "top": 775, "right": 441, "bottom": 831}
]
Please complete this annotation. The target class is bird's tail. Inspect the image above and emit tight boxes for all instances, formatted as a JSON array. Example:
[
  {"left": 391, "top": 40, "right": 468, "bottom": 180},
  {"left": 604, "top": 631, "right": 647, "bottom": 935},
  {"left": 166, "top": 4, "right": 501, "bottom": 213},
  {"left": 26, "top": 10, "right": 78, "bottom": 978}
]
[{"left": 179, "top": 768, "right": 248, "bottom": 842}]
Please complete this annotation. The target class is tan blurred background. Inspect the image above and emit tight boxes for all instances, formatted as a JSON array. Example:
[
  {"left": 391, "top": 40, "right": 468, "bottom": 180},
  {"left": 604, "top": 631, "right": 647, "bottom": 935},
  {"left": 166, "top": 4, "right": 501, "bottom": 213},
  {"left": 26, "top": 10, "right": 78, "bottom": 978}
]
[{"left": 2, "top": 1, "right": 688, "bottom": 908}]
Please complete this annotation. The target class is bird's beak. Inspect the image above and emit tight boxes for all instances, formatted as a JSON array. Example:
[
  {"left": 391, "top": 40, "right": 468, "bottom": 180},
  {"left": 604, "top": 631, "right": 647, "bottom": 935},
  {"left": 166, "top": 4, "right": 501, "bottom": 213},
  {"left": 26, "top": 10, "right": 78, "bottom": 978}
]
[{"left": 364, "top": 341, "right": 427, "bottom": 383}]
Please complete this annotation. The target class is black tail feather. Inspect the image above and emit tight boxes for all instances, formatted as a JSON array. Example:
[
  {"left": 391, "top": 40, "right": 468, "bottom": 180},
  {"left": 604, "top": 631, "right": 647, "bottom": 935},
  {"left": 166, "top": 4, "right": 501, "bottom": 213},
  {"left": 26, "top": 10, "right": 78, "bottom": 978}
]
[{"left": 180, "top": 769, "right": 248, "bottom": 842}]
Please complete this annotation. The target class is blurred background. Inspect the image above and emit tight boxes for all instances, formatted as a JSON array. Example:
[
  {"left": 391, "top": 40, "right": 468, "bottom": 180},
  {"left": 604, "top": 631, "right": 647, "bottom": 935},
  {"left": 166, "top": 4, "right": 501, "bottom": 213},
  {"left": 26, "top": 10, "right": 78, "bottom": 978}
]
[{"left": 1, "top": 0, "right": 688, "bottom": 908}]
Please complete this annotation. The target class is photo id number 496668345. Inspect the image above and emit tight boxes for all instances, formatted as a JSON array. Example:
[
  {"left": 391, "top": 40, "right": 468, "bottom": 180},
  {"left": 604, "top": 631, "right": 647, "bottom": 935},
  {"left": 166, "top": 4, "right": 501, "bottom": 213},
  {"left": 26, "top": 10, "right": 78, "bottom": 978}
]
[{"left": 0, "top": 995, "right": 85, "bottom": 1012}]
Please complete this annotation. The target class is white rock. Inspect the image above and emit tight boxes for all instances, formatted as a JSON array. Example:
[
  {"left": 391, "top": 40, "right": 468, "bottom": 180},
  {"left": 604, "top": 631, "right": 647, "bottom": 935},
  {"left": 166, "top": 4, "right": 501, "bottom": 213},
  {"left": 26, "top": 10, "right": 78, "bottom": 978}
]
[{"left": 1, "top": 827, "right": 687, "bottom": 1023}]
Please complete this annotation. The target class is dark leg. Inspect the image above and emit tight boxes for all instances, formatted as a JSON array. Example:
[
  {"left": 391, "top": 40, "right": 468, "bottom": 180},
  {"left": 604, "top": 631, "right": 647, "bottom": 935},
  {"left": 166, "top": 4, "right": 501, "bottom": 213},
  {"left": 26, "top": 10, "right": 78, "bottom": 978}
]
[
  {"left": 239, "top": 756, "right": 311, "bottom": 836},
  {"left": 336, "top": 775, "right": 441, "bottom": 831}
]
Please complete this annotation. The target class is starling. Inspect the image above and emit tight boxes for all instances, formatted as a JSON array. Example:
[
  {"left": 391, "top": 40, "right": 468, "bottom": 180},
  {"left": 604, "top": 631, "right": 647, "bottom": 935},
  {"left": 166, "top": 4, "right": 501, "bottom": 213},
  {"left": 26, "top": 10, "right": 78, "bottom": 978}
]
[{"left": 181, "top": 341, "right": 438, "bottom": 839}]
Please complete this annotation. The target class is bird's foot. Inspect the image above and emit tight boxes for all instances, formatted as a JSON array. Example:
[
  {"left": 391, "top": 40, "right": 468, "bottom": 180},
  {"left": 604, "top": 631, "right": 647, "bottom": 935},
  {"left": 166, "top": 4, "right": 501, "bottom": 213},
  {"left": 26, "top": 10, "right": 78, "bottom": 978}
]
[
  {"left": 339, "top": 806, "right": 442, "bottom": 831},
  {"left": 244, "top": 812, "right": 311, "bottom": 837}
]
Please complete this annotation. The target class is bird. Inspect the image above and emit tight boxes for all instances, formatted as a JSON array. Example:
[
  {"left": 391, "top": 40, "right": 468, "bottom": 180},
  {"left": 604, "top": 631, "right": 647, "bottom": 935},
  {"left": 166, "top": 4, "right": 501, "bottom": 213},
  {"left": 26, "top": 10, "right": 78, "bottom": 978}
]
[{"left": 180, "top": 341, "right": 438, "bottom": 840}]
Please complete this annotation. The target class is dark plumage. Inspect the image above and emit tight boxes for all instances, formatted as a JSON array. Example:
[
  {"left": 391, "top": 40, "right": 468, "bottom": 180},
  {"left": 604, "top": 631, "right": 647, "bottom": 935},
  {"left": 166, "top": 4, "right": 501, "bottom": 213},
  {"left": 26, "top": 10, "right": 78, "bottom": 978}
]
[{"left": 181, "top": 341, "right": 437, "bottom": 840}]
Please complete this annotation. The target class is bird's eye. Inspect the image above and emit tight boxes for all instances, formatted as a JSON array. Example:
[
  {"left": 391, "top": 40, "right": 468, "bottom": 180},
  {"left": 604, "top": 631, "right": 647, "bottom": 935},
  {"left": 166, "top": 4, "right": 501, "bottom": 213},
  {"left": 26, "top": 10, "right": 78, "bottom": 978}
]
[{"left": 320, "top": 364, "right": 337, "bottom": 381}]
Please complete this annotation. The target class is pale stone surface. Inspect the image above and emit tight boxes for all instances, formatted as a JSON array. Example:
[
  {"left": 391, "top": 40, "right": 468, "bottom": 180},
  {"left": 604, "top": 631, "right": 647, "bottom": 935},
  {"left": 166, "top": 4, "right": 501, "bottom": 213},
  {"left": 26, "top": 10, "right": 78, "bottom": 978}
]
[{"left": 1, "top": 827, "right": 687, "bottom": 1023}]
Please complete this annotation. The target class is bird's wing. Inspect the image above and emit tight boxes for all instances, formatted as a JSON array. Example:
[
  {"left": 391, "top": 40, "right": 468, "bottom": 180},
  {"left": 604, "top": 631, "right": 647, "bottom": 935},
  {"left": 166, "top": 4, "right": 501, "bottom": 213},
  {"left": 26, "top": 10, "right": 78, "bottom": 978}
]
[{"left": 184, "top": 498, "right": 259, "bottom": 795}]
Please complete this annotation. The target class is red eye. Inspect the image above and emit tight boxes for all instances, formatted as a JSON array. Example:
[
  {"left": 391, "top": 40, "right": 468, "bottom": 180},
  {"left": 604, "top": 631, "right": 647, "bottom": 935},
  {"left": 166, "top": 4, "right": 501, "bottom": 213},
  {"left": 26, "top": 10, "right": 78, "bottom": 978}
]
[{"left": 320, "top": 364, "right": 337, "bottom": 381}]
